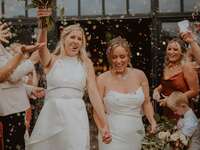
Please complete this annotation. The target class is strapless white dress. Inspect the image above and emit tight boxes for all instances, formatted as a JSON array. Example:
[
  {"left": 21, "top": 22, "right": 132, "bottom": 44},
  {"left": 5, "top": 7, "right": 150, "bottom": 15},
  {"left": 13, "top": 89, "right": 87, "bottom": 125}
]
[
  {"left": 26, "top": 57, "right": 90, "bottom": 150},
  {"left": 98, "top": 87, "right": 145, "bottom": 150}
]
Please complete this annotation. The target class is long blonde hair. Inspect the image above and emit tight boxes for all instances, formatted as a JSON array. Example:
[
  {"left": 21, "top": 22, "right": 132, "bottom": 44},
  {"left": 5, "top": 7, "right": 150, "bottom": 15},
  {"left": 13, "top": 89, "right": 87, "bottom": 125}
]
[
  {"left": 164, "top": 38, "right": 186, "bottom": 67},
  {"left": 53, "top": 24, "right": 88, "bottom": 62}
]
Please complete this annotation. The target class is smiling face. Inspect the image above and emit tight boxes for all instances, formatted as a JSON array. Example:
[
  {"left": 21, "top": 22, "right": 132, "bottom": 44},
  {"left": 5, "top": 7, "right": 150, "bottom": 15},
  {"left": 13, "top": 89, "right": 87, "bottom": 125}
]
[
  {"left": 110, "top": 45, "right": 130, "bottom": 74},
  {"left": 63, "top": 29, "right": 83, "bottom": 57},
  {"left": 166, "top": 41, "right": 182, "bottom": 63}
]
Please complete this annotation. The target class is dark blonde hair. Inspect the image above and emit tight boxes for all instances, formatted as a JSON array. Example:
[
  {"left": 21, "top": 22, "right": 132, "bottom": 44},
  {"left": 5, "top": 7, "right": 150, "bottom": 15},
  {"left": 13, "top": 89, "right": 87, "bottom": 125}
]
[
  {"left": 164, "top": 38, "right": 187, "bottom": 66},
  {"left": 167, "top": 91, "right": 189, "bottom": 110},
  {"left": 106, "top": 36, "right": 132, "bottom": 67}
]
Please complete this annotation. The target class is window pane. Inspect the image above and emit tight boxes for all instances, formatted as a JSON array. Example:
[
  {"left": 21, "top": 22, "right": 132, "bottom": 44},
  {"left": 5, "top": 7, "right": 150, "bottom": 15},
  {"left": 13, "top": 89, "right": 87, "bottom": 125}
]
[
  {"left": 162, "top": 22, "right": 178, "bottom": 37},
  {"left": 4, "top": 0, "right": 25, "bottom": 18},
  {"left": 0, "top": 0, "right": 2, "bottom": 17},
  {"left": 28, "top": 0, "right": 36, "bottom": 17},
  {"left": 81, "top": 0, "right": 102, "bottom": 15},
  {"left": 129, "top": 0, "right": 151, "bottom": 14},
  {"left": 159, "top": 0, "right": 181, "bottom": 12},
  {"left": 105, "top": 0, "right": 126, "bottom": 15},
  {"left": 184, "top": 0, "right": 199, "bottom": 12},
  {"left": 57, "top": 0, "right": 78, "bottom": 16}
]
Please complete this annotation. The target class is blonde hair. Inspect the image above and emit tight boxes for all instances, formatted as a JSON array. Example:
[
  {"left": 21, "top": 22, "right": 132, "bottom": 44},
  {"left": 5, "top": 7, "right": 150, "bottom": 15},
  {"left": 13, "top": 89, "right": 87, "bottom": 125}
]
[
  {"left": 54, "top": 24, "right": 88, "bottom": 61},
  {"left": 167, "top": 91, "right": 189, "bottom": 110},
  {"left": 106, "top": 36, "right": 132, "bottom": 67},
  {"left": 164, "top": 38, "right": 187, "bottom": 67}
]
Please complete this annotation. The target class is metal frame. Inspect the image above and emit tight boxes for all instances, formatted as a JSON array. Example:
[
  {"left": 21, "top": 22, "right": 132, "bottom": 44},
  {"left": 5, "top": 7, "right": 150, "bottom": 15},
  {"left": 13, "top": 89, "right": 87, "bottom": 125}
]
[{"left": 0, "top": 0, "right": 196, "bottom": 21}]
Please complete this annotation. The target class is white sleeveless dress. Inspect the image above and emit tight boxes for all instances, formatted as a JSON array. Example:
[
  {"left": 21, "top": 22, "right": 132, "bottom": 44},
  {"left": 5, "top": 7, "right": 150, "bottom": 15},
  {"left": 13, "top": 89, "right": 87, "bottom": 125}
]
[
  {"left": 26, "top": 57, "right": 90, "bottom": 150},
  {"left": 99, "top": 87, "right": 145, "bottom": 150}
]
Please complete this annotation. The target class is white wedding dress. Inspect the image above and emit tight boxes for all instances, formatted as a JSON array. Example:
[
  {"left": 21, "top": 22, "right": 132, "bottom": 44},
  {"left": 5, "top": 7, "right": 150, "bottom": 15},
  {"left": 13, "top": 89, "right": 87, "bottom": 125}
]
[
  {"left": 26, "top": 57, "right": 90, "bottom": 150},
  {"left": 99, "top": 87, "right": 145, "bottom": 150}
]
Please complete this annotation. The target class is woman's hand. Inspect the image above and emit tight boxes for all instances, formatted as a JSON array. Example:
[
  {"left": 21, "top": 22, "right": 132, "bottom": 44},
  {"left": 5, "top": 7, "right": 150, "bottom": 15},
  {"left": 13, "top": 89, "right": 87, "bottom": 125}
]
[
  {"left": 149, "top": 120, "right": 157, "bottom": 134},
  {"left": 20, "top": 43, "right": 45, "bottom": 54},
  {"left": 158, "top": 98, "right": 168, "bottom": 107},
  {"left": 0, "top": 22, "right": 12, "bottom": 44},
  {"left": 29, "top": 87, "right": 45, "bottom": 100},
  {"left": 180, "top": 31, "right": 196, "bottom": 44},
  {"left": 37, "top": 8, "right": 52, "bottom": 18},
  {"left": 29, "top": 51, "right": 40, "bottom": 64},
  {"left": 101, "top": 126, "right": 112, "bottom": 144},
  {"left": 153, "top": 88, "right": 160, "bottom": 101}
]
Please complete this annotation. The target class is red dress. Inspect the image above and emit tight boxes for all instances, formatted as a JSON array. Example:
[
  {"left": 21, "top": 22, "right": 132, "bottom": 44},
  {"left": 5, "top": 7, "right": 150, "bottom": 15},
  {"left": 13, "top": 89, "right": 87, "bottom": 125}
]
[{"left": 161, "top": 72, "right": 189, "bottom": 119}]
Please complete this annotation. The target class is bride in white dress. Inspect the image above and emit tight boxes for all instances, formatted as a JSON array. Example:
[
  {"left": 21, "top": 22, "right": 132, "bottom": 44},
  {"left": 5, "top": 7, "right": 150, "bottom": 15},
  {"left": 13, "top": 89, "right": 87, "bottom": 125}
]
[
  {"left": 94, "top": 37, "right": 157, "bottom": 150},
  {"left": 26, "top": 9, "right": 111, "bottom": 150}
]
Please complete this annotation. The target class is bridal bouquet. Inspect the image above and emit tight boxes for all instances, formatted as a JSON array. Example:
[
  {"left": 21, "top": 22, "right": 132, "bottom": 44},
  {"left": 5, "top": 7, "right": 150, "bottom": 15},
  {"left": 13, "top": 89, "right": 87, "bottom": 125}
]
[
  {"left": 18, "top": 0, "right": 54, "bottom": 30},
  {"left": 141, "top": 115, "right": 190, "bottom": 150},
  {"left": 158, "top": 129, "right": 190, "bottom": 150}
]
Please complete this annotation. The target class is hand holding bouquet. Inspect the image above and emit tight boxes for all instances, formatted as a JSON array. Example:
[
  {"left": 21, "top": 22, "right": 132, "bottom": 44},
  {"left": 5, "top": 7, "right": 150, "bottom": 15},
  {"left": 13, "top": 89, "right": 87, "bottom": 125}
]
[{"left": 28, "top": 0, "right": 54, "bottom": 30}]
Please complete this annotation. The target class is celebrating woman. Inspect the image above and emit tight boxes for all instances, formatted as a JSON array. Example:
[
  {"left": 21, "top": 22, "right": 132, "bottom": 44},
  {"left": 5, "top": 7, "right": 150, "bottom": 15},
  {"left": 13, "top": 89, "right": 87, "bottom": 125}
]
[
  {"left": 27, "top": 9, "right": 111, "bottom": 150},
  {"left": 94, "top": 36, "right": 156, "bottom": 150}
]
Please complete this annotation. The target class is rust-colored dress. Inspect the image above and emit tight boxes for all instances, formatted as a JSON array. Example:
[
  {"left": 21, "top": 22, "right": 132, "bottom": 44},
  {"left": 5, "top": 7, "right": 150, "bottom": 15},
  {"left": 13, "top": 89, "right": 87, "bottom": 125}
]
[{"left": 161, "top": 71, "right": 189, "bottom": 120}]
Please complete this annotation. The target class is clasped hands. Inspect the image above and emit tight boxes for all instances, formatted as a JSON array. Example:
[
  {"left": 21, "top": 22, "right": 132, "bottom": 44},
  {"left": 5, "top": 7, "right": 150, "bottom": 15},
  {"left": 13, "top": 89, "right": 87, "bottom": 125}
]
[{"left": 100, "top": 125, "right": 112, "bottom": 144}]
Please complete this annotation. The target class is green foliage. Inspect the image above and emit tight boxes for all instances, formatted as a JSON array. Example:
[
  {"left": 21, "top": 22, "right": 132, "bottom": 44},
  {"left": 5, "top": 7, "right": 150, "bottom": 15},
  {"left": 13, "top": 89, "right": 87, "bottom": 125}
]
[
  {"left": 25, "top": 0, "right": 54, "bottom": 31},
  {"left": 141, "top": 114, "right": 176, "bottom": 150}
]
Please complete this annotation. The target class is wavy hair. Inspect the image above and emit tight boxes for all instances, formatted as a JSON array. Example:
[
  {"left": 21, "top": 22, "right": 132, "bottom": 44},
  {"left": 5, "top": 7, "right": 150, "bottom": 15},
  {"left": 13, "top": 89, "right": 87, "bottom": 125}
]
[
  {"left": 164, "top": 38, "right": 187, "bottom": 67},
  {"left": 106, "top": 36, "right": 132, "bottom": 67}
]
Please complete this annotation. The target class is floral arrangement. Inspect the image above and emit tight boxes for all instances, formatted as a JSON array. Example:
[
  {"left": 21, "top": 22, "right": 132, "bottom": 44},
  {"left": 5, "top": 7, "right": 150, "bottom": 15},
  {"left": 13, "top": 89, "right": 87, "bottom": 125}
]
[
  {"left": 192, "top": 2, "right": 200, "bottom": 19},
  {"left": 141, "top": 115, "right": 190, "bottom": 150},
  {"left": 18, "top": 0, "right": 54, "bottom": 30}
]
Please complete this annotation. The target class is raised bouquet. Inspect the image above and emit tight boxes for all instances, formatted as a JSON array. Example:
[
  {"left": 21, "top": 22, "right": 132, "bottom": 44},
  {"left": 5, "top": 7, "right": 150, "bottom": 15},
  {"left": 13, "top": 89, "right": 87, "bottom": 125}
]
[
  {"left": 141, "top": 115, "right": 190, "bottom": 150},
  {"left": 18, "top": 0, "right": 54, "bottom": 30}
]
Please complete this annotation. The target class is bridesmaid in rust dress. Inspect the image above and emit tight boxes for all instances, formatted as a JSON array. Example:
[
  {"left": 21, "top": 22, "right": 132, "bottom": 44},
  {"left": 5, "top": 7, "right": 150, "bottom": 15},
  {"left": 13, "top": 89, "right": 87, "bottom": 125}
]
[{"left": 153, "top": 38, "right": 199, "bottom": 120}]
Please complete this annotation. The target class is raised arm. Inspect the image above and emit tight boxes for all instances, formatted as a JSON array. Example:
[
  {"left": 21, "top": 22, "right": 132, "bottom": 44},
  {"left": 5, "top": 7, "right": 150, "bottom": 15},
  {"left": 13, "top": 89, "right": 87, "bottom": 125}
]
[
  {"left": 181, "top": 32, "right": 200, "bottom": 64},
  {"left": 0, "top": 49, "right": 23, "bottom": 82},
  {"left": 37, "top": 8, "right": 52, "bottom": 67},
  {"left": 0, "top": 22, "right": 23, "bottom": 82},
  {"left": 183, "top": 63, "right": 199, "bottom": 99}
]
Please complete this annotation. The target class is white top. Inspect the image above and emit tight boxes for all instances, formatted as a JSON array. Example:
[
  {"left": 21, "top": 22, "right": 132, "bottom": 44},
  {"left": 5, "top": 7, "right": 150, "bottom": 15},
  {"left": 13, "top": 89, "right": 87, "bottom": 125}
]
[
  {"left": 177, "top": 108, "right": 198, "bottom": 137},
  {"left": 0, "top": 44, "right": 33, "bottom": 116},
  {"left": 46, "top": 56, "right": 86, "bottom": 99},
  {"left": 27, "top": 57, "right": 89, "bottom": 149}
]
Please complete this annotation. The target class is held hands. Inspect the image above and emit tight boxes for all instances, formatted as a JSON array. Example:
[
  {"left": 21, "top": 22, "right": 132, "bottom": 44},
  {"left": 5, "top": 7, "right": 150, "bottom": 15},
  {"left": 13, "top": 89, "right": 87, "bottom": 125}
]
[
  {"left": 0, "top": 22, "right": 12, "bottom": 44},
  {"left": 149, "top": 120, "right": 157, "bottom": 134},
  {"left": 101, "top": 125, "right": 112, "bottom": 144}
]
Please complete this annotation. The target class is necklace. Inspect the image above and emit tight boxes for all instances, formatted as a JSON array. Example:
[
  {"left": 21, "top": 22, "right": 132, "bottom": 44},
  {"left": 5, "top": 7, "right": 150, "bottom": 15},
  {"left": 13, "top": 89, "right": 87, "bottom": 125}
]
[{"left": 111, "top": 69, "right": 129, "bottom": 80}]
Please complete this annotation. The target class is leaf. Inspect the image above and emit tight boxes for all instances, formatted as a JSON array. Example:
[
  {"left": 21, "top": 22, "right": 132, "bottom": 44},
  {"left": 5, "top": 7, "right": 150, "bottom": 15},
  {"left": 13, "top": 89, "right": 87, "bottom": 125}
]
[
  {"left": 60, "top": 7, "right": 65, "bottom": 20},
  {"left": 26, "top": 3, "right": 37, "bottom": 9}
]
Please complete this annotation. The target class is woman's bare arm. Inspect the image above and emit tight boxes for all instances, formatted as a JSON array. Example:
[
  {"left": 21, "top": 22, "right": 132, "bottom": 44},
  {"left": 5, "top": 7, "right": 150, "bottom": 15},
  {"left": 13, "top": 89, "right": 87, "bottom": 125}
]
[
  {"left": 183, "top": 63, "right": 199, "bottom": 99},
  {"left": 140, "top": 71, "right": 157, "bottom": 133}
]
